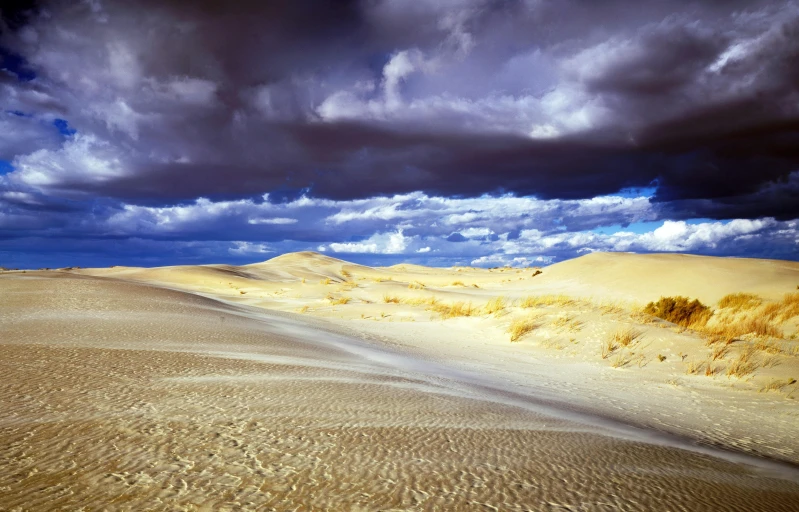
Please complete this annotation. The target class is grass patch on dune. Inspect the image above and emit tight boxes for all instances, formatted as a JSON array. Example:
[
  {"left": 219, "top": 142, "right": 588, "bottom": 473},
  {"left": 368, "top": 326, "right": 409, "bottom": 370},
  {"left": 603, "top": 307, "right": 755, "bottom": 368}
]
[
  {"left": 508, "top": 316, "right": 540, "bottom": 342},
  {"left": 703, "top": 315, "right": 783, "bottom": 343},
  {"left": 430, "top": 301, "right": 477, "bottom": 319},
  {"left": 726, "top": 346, "right": 760, "bottom": 378},
  {"left": 643, "top": 296, "right": 712, "bottom": 328},
  {"left": 612, "top": 327, "right": 642, "bottom": 348},
  {"left": 718, "top": 292, "right": 762, "bottom": 311},
  {"left": 611, "top": 352, "right": 633, "bottom": 368},
  {"left": 551, "top": 314, "right": 583, "bottom": 332},
  {"left": 519, "top": 294, "right": 573, "bottom": 308},
  {"left": 760, "top": 378, "right": 797, "bottom": 394},
  {"left": 327, "top": 294, "right": 351, "bottom": 305},
  {"left": 600, "top": 327, "right": 641, "bottom": 360},
  {"left": 402, "top": 296, "right": 439, "bottom": 307},
  {"left": 484, "top": 296, "right": 507, "bottom": 315},
  {"left": 763, "top": 293, "right": 799, "bottom": 322},
  {"left": 600, "top": 337, "right": 618, "bottom": 360},
  {"left": 383, "top": 294, "right": 401, "bottom": 304}
]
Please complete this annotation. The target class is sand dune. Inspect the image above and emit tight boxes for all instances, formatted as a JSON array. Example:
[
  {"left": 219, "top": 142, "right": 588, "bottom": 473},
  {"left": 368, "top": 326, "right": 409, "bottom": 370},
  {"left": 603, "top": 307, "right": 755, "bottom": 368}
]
[
  {"left": 3, "top": 252, "right": 799, "bottom": 509},
  {"left": 537, "top": 252, "right": 799, "bottom": 303}
]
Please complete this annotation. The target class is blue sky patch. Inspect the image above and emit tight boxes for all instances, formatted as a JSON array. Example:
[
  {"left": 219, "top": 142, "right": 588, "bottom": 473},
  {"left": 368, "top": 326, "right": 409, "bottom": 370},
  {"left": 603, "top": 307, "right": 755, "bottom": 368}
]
[
  {"left": 0, "top": 160, "right": 14, "bottom": 175},
  {"left": 53, "top": 119, "right": 77, "bottom": 136}
]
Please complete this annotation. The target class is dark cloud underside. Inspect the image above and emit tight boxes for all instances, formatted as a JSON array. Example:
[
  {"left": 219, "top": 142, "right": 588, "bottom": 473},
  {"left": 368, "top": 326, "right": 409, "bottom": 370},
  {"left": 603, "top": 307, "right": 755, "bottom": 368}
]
[{"left": 0, "top": 0, "right": 797, "bottom": 266}]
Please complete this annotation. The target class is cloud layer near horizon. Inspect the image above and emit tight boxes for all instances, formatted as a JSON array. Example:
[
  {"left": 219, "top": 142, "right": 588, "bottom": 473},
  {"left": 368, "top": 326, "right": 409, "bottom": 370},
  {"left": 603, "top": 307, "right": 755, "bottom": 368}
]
[{"left": 1, "top": 0, "right": 797, "bottom": 267}]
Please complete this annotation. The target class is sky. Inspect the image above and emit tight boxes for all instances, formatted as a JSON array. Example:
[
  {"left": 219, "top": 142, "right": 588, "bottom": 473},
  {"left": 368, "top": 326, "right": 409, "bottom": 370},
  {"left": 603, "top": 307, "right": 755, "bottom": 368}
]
[{"left": 0, "top": 0, "right": 797, "bottom": 269}]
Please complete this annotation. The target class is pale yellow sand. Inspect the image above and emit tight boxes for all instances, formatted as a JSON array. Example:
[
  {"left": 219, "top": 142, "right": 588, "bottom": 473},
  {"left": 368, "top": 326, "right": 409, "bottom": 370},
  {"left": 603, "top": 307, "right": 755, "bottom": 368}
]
[{"left": 3, "top": 252, "right": 799, "bottom": 510}]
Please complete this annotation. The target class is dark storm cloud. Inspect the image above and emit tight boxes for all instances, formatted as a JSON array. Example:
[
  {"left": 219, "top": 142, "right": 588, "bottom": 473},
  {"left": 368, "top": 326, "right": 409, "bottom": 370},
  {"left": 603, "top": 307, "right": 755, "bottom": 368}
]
[{"left": 1, "top": 0, "right": 799, "bottom": 222}]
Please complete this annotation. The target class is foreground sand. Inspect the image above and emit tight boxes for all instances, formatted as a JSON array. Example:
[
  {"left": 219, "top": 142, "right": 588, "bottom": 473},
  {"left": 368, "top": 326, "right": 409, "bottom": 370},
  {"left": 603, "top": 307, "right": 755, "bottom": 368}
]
[{"left": 2, "top": 253, "right": 799, "bottom": 510}]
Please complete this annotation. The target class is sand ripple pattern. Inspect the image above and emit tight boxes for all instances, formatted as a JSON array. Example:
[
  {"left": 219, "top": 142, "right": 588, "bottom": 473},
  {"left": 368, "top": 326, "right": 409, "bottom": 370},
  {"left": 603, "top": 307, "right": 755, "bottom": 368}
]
[{"left": 2, "top": 274, "right": 799, "bottom": 511}]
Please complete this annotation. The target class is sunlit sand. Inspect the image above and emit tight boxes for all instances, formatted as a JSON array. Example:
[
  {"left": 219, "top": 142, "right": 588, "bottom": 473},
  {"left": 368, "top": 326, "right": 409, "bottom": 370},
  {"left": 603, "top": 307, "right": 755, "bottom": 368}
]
[{"left": 3, "top": 252, "right": 799, "bottom": 510}]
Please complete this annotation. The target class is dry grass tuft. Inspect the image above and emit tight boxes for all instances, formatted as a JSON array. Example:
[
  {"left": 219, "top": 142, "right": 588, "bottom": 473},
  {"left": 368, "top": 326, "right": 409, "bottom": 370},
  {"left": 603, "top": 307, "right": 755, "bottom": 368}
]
[
  {"left": 708, "top": 316, "right": 782, "bottom": 340},
  {"left": 508, "top": 316, "right": 540, "bottom": 342},
  {"left": 611, "top": 352, "right": 632, "bottom": 368},
  {"left": 329, "top": 296, "right": 351, "bottom": 305},
  {"left": 408, "top": 281, "right": 425, "bottom": 290},
  {"left": 552, "top": 314, "right": 583, "bottom": 332},
  {"left": 726, "top": 346, "right": 760, "bottom": 378},
  {"left": 718, "top": 292, "right": 762, "bottom": 311},
  {"left": 643, "top": 296, "right": 712, "bottom": 328},
  {"left": 519, "top": 294, "right": 573, "bottom": 308},
  {"left": 341, "top": 268, "right": 352, "bottom": 279},
  {"left": 754, "top": 338, "right": 783, "bottom": 354},
  {"left": 711, "top": 344, "right": 730, "bottom": 361},
  {"left": 429, "top": 301, "right": 477, "bottom": 319},
  {"left": 540, "top": 337, "right": 565, "bottom": 350},
  {"left": 321, "top": 278, "right": 332, "bottom": 285},
  {"left": 484, "top": 296, "right": 507, "bottom": 315},
  {"left": 704, "top": 332, "right": 735, "bottom": 346},
  {"left": 298, "top": 305, "right": 309, "bottom": 314},
  {"left": 704, "top": 361, "right": 722, "bottom": 376},
  {"left": 763, "top": 293, "right": 799, "bottom": 322},
  {"left": 601, "top": 337, "right": 618, "bottom": 360},
  {"left": 400, "top": 296, "right": 439, "bottom": 307},
  {"left": 612, "top": 327, "right": 642, "bottom": 348},
  {"left": 451, "top": 280, "right": 466, "bottom": 287},
  {"left": 685, "top": 359, "right": 705, "bottom": 375},
  {"left": 598, "top": 299, "right": 626, "bottom": 315},
  {"left": 760, "top": 378, "right": 797, "bottom": 393},
  {"left": 382, "top": 294, "right": 401, "bottom": 304}
]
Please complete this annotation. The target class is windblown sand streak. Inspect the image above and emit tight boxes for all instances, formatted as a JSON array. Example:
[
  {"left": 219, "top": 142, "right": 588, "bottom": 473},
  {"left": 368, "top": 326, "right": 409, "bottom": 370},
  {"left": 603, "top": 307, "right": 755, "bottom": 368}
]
[{"left": 2, "top": 271, "right": 799, "bottom": 510}]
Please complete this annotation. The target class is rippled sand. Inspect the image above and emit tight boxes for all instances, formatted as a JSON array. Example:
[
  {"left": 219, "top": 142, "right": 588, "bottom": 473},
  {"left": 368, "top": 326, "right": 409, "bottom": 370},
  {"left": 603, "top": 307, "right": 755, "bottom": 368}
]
[{"left": 2, "top": 273, "right": 799, "bottom": 511}]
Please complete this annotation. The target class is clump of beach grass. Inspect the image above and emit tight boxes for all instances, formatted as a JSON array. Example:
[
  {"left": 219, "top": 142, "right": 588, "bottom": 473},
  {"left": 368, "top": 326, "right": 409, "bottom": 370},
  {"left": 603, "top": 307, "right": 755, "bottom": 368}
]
[
  {"left": 601, "top": 337, "right": 618, "bottom": 360},
  {"left": 718, "top": 292, "right": 762, "bottom": 311},
  {"left": 612, "top": 327, "right": 642, "bottom": 348},
  {"left": 643, "top": 296, "right": 712, "bottom": 328},
  {"left": 429, "top": 301, "right": 478, "bottom": 319},
  {"left": 508, "top": 316, "right": 540, "bottom": 342},
  {"left": 726, "top": 346, "right": 760, "bottom": 378},
  {"left": 484, "top": 296, "right": 507, "bottom": 315},
  {"left": 519, "top": 294, "right": 573, "bottom": 308}
]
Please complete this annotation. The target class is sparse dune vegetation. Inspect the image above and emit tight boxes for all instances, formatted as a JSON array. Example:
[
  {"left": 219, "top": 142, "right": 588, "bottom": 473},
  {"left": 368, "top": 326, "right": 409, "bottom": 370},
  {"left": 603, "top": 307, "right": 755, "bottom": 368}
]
[
  {"left": 430, "top": 301, "right": 477, "bottom": 319},
  {"left": 519, "top": 294, "right": 573, "bottom": 308},
  {"left": 508, "top": 315, "right": 540, "bottom": 341},
  {"left": 484, "top": 296, "right": 507, "bottom": 315}
]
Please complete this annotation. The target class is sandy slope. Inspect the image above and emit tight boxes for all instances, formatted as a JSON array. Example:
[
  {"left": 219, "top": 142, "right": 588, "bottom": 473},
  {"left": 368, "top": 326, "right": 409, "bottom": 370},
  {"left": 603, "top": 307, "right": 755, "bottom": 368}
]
[
  {"left": 3, "top": 252, "right": 799, "bottom": 509},
  {"left": 537, "top": 252, "right": 799, "bottom": 303}
]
